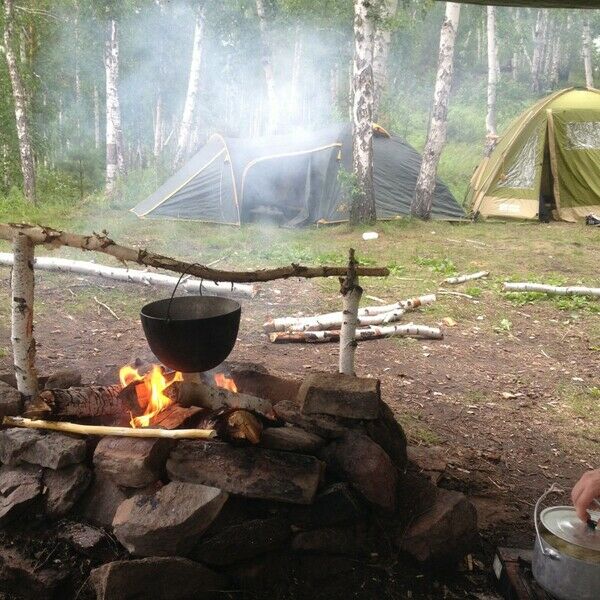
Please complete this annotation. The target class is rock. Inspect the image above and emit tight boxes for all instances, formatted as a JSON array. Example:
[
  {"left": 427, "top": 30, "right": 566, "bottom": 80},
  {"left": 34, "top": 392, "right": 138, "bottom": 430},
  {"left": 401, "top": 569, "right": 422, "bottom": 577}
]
[
  {"left": 93, "top": 436, "right": 172, "bottom": 488},
  {"left": 406, "top": 445, "right": 448, "bottom": 484},
  {"left": 226, "top": 363, "right": 302, "bottom": 403},
  {"left": 58, "top": 522, "right": 107, "bottom": 556},
  {"left": 397, "top": 487, "right": 478, "bottom": 563},
  {"left": 0, "top": 464, "right": 43, "bottom": 525},
  {"left": 167, "top": 441, "right": 324, "bottom": 505},
  {"left": 365, "top": 401, "right": 408, "bottom": 471},
  {"left": 44, "top": 464, "right": 92, "bottom": 517},
  {"left": 298, "top": 372, "right": 380, "bottom": 420},
  {"left": 292, "top": 523, "right": 367, "bottom": 555},
  {"left": 224, "top": 551, "right": 291, "bottom": 592},
  {"left": 112, "top": 481, "right": 228, "bottom": 556},
  {"left": 89, "top": 557, "right": 227, "bottom": 600},
  {"left": 191, "top": 516, "right": 291, "bottom": 566},
  {"left": 44, "top": 369, "right": 82, "bottom": 390},
  {"left": 0, "top": 546, "right": 67, "bottom": 599},
  {"left": 78, "top": 473, "right": 129, "bottom": 527},
  {"left": 0, "top": 428, "right": 86, "bottom": 469},
  {"left": 273, "top": 400, "right": 349, "bottom": 438},
  {"left": 321, "top": 432, "right": 397, "bottom": 512},
  {"left": 260, "top": 426, "right": 325, "bottom": 454},
  {"left": 0, "top": 380, "right": 22, "bottom": 417}
]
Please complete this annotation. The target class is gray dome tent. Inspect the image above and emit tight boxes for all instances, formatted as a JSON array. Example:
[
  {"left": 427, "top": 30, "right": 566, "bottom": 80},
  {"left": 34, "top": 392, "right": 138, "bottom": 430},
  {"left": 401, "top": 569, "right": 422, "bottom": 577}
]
[{"left": 132, "top": 125, "right": 465, "bottom": 226}]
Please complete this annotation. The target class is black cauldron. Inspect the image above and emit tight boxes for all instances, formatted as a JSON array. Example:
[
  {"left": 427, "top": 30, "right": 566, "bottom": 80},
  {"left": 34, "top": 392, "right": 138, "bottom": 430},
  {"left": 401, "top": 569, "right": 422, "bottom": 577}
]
[{"left": 140, "top": 296, "right": 241, "bottom": 373}]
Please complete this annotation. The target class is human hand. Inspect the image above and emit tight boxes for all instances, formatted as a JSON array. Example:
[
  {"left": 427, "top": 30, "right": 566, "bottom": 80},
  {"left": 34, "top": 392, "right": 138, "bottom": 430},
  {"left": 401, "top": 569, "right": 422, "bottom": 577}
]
[{"left": 571, "top": 469, "right": 600, "bottom": 522}]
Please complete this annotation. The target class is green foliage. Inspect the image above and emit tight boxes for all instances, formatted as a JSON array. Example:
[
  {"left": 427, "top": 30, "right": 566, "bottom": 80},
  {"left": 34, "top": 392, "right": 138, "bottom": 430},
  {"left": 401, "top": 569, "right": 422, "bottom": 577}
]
[
  {"left": 414, "top": 256, "right": 457, "bottom": 275},
  {"left": 465, "top": 286, "right": 483, "bottom": 298}
]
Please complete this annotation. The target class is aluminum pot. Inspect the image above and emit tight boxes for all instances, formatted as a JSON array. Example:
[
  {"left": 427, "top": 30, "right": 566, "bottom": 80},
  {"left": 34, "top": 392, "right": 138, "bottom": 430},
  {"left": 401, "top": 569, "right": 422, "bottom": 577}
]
[{"left": 532, "top": 486, "right": 600, "bottom": 600}]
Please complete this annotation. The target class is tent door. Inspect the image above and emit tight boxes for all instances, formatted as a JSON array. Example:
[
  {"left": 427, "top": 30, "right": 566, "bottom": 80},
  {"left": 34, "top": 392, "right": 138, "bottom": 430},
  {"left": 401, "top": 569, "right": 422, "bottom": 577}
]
[{"left": 539, "top": 126, "right": 555, "bottom": 222}]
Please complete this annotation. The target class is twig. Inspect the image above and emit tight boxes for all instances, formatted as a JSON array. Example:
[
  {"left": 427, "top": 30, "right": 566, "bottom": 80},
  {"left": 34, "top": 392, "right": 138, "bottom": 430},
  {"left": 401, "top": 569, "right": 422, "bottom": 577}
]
[
  {"left": 437, "top": 289, "right": 474, "bottom": 300},
  {"left": 93, "top": 296, "right": 120, "bottom": 320},
  {"left": 206, "top": 254, "right": 231, "bottom": 267}
]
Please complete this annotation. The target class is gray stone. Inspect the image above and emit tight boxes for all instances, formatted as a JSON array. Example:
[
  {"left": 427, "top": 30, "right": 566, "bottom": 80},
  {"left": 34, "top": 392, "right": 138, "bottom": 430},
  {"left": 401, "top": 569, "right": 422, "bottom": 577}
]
[
  {"left": 321, "top": 432, "right": 397, "bottom": 512},
  {"left": 0, "top": 380, "right": 22, "bottom": 418},
  {"left": 298, "top": 372, "right": 380, "bottom": 419},
  {"left": 406, "top": 445, "right": 448, "bottom": 484},
  {"left": 79, "top": 473, "right": 129, "bottom": 527},
  {"left": 0, "top": 464, "right": 43, "bottom": 525},
  {"left": 260, "top": 426, "right": 325, "bottom": 453},
  {"left": 0, "top": 428, "right": 86, "bottom": 469},
  {"left": 58, "top": 522, "right": 106, "bottom": 556},
  {"left": 44, "top": 463, "right": 92, "bottom": 517},
  {"left": 93, "top": 436, "right": 172, "bottom": 488},
  {"left": 397, "top": 487, "right": 478, "bottom": 562},
  {"left": 365, "top": 401, "right": 408, "bottom": 471},
  {"left": 112, "top": 481, "right": 228, "bottom": 556},
  {"left": 191, "top": 516, "right": 291, "bottom": 566},
  {"left": 273, "top": 400, "right": 349, "bottom": 438},
  {"left": 89, "top": 557, "right": 227, "bottom": 600},
  {"left": 44, "top": 369, "right": 82, "bottom": 390}
]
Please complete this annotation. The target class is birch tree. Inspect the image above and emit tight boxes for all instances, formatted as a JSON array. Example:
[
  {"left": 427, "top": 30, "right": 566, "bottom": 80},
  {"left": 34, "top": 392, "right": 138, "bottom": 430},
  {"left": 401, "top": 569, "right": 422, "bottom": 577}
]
[
  {"left": 351, "top": 0, "right": 376, "bottom": 225},
  {"left": 531, "top": 9, "right": 548, "bottom": 93},
  {"left": 411, "top": 2, "right": 461, "bottom": 221},
  {"left": 372, "top": 0, "right": 398, "bottom": 123},
  {"left": 2, "top": 0, "right": 36, "bottom": 203},
  {"left": 256, "top": 0, "right": 278, "bottom": 134},
  {"left": 583, "top": 17, "right": 594, "bottom": 89},
  {"left": 174, "top": 2, "right": 206, "bottom": 165},
  {"left": 104, "top": 18, "right": 125, "bottom": 194},
  {"left": 485, "top": 5, "right": 498, "bottom": 156}
]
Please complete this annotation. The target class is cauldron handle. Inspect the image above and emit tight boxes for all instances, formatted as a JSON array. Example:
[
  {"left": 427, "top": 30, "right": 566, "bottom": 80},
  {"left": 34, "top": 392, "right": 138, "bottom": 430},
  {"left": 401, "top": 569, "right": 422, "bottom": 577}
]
[
  {"left": 166, "top": 264, "right": 203, "bottom": 322},
  {"left": 534, "top": 483, "right": 563, "bottom": 560}
]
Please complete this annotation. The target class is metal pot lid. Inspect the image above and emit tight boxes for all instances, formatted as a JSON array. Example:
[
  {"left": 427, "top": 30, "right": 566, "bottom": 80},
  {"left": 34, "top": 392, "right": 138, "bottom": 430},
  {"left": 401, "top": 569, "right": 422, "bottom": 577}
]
[{"left": 540, "top": 506, "right": 600, "bottom": 552}]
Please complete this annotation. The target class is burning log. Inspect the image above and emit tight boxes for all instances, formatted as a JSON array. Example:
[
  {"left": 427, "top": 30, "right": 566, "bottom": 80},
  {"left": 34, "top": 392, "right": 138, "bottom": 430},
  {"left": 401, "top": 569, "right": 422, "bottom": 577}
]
[
  {"left": 444, "top": 271, "right": 489, "bottom": 285},
  {"left": 339, "top": 249, "right": 361, "bottom": 375},
  {"left": 0, "top": 223, "right": 389, "bottom": 283},
  {"left": 3, "top": 416, "right": 216, "bottom": 439},
  {"left": 197, "top": 408, "right": 263, "bottom": 445},
  {"left": 0, "top": 253, "right": 256, "bottom": 299},
  {"left": 269, "top": 323, "right": 443, "bottom": 343},
  {"left": 503, "top": 282, "right": 600, "bottom": 297},
  {"left": 262, "top": 294, "right": 436, "bottom": 332}
]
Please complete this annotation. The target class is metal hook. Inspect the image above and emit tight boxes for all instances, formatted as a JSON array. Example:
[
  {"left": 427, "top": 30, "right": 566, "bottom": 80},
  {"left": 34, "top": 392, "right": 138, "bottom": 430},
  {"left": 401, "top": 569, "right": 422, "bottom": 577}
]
[{"left": 166, "top": 263, "right": 200, "bottom": 322}]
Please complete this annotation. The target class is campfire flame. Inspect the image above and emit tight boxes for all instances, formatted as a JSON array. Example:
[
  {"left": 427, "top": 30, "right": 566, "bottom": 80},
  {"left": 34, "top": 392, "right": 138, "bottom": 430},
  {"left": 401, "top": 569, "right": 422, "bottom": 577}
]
[
  {"left": 119, "top": 365, "right": 183, "bottom": 428},
  {"left": 214, "top": 372, "right": 238, "bottom": 393}
]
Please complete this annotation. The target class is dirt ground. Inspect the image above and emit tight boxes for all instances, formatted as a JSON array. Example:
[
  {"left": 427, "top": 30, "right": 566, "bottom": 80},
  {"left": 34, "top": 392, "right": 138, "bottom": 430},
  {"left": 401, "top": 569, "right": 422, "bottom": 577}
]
[{"left": 0, "top": 220, "right": 598, "bottom": 598}]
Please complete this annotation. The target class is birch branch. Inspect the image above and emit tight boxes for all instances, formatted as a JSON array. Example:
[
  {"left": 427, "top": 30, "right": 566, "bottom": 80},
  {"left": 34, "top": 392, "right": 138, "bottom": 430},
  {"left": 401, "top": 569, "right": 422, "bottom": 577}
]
[
  {"left": 0, "top": 253, "right": 256, "bottom": 299},
  {"left": 0, "top": 223, "right": 389, "bottom": 283},
  {"left": 269, "top": 323, "right": 443, "bottom": 343},
  {"left": 339, "top": 249, "right": 362, "bottom": 375},
  {"left": 444, "top": 271, "right": 489, "bottom": 285},
  {"left": 503, "top": 282, "right": 600, "bottom": 298},
  {"left": 263, "top": 294, "right": 435, "bottom": 332}
]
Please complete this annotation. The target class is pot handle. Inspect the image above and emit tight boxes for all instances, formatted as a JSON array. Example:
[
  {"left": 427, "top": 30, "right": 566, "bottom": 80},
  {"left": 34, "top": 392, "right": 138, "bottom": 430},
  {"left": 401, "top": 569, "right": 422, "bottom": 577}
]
[
  {"left": 534, "top": 483, "right": 563, "bottom": 560},
  {"left": 166, "top": 264, "right": 202, "bottom": 322}
]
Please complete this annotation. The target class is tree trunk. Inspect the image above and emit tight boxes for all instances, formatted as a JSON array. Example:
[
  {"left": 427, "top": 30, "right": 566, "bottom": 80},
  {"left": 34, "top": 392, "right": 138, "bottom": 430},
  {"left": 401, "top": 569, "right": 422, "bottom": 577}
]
[
  {"left": 2, "top": 0, "right": 36, "bottom": 203},
  {"left": 531, "top": 10, "right": 548, "bottom": 93},
  {"left": 350, "top": 0, "right": 376, "bottom": 225},
  {"left": 583, "top": 18, "right": 594, "bottom": 89},
  {"left": 93, "top": 84, "right": 101, "bottom": 150},
  {"left": 485, "top": 6, "right": 498, "bottom": 156},
  {"left": 174, "top": 4, "right": 205, "bottom": 165},
  {"left": 411, "top": 2, "right": 461, "bottom": 220},
  {"left": 104, "top": 19, "right": 125, "bottom": 194},
  {"left": 289, "top": 26, "right": 302, "bottom": 126},
  {"left": 372, "top": 0, "right": 398, "bottom": 123},
  {"left": 255, "top": 0, "right": 278, "bottom": 134}
]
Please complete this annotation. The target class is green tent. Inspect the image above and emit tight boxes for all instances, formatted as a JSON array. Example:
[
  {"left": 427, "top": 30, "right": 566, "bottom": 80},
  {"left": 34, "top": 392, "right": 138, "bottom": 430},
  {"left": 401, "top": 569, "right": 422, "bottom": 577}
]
[
  {"left": 467, "top": 88, "right": 600, "bottom": 222},
  {"left": 132, "top": 125, "right": 465, "bottom": 226}
]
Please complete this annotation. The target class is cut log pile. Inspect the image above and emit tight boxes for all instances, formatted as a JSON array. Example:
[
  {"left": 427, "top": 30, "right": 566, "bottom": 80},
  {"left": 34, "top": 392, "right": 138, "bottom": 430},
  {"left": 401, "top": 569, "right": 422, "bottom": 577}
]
[{"left": 0, "top": 362, "right": 477, "bottom": 599}]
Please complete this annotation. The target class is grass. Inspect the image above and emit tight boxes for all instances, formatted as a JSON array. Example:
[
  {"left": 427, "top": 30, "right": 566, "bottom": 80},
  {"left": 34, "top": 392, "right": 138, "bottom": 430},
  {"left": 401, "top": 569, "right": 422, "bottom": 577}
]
[{"left": 552, "top": 384, "right": 600, "bottom": 444}]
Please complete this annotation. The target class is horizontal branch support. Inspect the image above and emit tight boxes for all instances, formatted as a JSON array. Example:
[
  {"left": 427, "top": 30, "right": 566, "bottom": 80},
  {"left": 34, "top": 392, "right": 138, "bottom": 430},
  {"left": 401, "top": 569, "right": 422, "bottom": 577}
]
[{"left": 503, "top": 282, "right": 600, "bottom": 298}]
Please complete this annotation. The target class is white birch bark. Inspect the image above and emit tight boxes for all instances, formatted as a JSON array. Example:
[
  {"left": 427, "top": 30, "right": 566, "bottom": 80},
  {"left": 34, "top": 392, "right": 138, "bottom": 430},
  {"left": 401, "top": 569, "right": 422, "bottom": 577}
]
[
  {"left": 174, "top": 4, "right": 205, "bottom": 165},
  {"left": 411, "top": 2, "right": 461, "bottom": 220},
  {"left": 289, "top": 26, "right": 302, "bottom": 125},
  {"left": 485, "top": 6, "right": 498, "bottom": 156},
  {"left": 11, "top": 234, "right": 38, "bottom": 399},
  {"left": 3, "top": 0, "right": 36, "bottom": 203},
  {"left": 503, "top": 283, "right": 600, "bottom": 298},
  {"left": 339, "top": 250, "right": 362, "bottom": 375},
  {"left": 583, "top": 18, "right": 594, "bottom": 89},
  {"left": 280, "top": 308, "right": 405, "bottom": 333},
  {"left": 104, "top": 19, "right": 125, "bottom": 194},
  {"left": 93, "top": 84, "right": 100, "bottom": 150},
  {"left": 373, "top": 0, "right": 398, "bottom": 122},
  {"left": 531, "top": 10, "right": 548, "bottom": 93},
  {"left": 444, "top": 271, "right": 489, "bottom": 285},
  {"left": 255, "top": 0, "right": 278, "bottom": 134},
  {"left": 0, "top": 253, "right": 256, "bottom": 299},
  {"left": 351, "top": 0, "right": 376, "bottom": 224}
]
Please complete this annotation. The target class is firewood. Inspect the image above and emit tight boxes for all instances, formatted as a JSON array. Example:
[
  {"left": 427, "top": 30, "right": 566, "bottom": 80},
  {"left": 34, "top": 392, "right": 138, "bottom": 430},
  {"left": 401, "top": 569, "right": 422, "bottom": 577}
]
[
  {"left": 444, "top": 271, "right": 489, "bottom": 285},
  {"left": 503, "top": 282, "right": 600, "bottom": 297},
  {"left": 0, "top": 223, "right": 389, "bottom": 283},
  {"left": 3, "top": 416, "right": 216, "bottom": 439},
  {"left": 150, "top": 405, "right": 204, "bottom": 430},
  {"left": 339, "top": 249, "right": 361, "bottom": 375}
]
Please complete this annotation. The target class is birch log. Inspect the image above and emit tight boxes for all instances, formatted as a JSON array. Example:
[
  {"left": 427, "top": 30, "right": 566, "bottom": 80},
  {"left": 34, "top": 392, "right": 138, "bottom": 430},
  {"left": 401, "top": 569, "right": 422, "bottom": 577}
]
[
  {"left": 444, "top": 271, "right": 489, "bottom": 285},
  {"left": 0, "top": 253, "right": 256, "bottom": 299},
  {"left": 503, "top": 282, "right": 600, "bottom": 298},
  {"left": 263, "top": 294, "right": 435, "bottom": 332},
  {"left": 0, "top": 223, "right": 389, "bottom": 283},
  {"left": 11, "top": 234, "right": 38, "bottom": 402},
  {"left": 269, "top": 323, "right": 443, "bottom": 344},
  {"left": 339, "top": 249, "right": 362, "bottom": 375},
  {"left": 275, "top": 308, "right": 406, "bottom": 332}
]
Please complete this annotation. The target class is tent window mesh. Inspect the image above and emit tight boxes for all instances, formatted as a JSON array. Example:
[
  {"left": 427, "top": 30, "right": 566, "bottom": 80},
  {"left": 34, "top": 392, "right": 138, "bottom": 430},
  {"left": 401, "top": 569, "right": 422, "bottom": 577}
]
[
  {"left": 566, "top": 122, "right": 600, "bottom": 150},
  {"left": 498, "top": 134, "right": 538, "bottom": 189}
]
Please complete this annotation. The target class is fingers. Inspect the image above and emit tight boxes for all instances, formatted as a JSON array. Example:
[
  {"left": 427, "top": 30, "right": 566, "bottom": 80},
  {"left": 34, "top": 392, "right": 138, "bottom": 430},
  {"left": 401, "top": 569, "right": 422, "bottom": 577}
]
[
  {"left": 572, "top": 470, "right": 600, "bottom": 522},
  {"left": 575, "top": 487, "right": 596, "bottom": 522}
]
